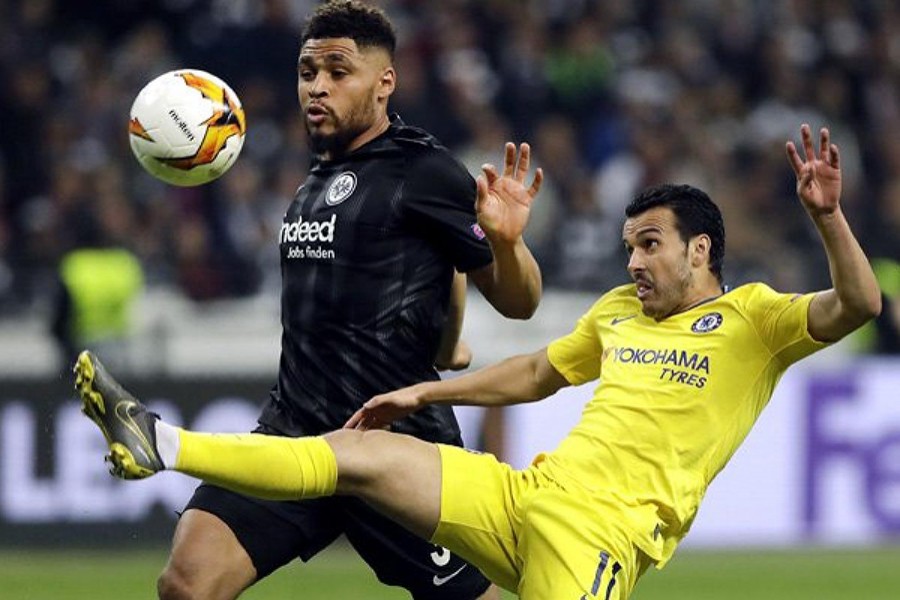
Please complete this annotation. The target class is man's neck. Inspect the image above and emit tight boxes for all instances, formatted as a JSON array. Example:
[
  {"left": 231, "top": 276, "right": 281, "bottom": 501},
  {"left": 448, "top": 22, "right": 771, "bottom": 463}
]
[
  {"left": 677, "top": 283, "right": 724, "bottom": 314},
  {"left": 323, "top": 112, "right": 391, "bottom": 161}
]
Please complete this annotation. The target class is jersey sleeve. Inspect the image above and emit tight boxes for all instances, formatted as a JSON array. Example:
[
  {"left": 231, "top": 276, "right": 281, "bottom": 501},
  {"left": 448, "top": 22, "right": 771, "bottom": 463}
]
[
  {"left": 401, "top": 150, "right": 493, "bottom": 273},
  {"left": 744, "top": 283, "right": 830, "bottom": 367},
  {"left": 547, "top": 300, "right": 604, "bottom": 385}
]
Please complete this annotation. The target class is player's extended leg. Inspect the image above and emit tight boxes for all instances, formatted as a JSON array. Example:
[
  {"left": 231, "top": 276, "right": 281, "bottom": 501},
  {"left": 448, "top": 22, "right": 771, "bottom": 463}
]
[{"left": 75, "top": 350, "right": 446, "bottom": 542}]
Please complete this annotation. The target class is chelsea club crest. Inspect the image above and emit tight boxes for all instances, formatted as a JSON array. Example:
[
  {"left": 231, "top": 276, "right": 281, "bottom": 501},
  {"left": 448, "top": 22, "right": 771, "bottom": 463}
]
[{"left": 691, "top": 312, "right": 723, "bottom": 333}]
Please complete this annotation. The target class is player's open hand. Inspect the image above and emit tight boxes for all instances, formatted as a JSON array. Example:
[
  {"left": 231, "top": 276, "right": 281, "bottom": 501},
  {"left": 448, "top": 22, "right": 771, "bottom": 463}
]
[
  {"left": 344, "top": 386, "right": 425, "bottom": 430},
  {"left": 475, "top": 142, "right": 543, "bottom": 244},
  {"left": 786, "top": 124, "right": 842, "bottom": 217}
]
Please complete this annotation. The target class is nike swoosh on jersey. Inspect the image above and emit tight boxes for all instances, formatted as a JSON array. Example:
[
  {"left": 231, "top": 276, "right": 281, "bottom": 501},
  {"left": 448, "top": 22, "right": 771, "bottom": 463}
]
[
  {"left": 610, "top": 315, "right": 637, "bottom": 326},
  {"left": 433, "top": 565, "right": 467, "bottom": 586}
]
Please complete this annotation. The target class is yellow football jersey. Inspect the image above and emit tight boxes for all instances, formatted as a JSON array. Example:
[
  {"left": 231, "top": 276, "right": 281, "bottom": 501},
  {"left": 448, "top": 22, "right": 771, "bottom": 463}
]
[{"left": 544, "top": 282, "right": 828, "bottom": 567}]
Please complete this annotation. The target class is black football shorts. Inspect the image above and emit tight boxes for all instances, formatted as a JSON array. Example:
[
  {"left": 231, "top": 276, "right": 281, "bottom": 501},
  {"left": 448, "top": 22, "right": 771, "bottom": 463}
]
[{"left": 184, "top": 482, "right": 492, "bottom": 599}]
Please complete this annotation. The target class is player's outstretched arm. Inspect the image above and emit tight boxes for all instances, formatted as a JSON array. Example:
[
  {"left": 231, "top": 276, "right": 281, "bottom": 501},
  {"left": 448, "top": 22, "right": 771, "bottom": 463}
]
[
  {"left": 346, "top": 348, "right": 568, "bottom": 430},
  {"left": 468, "top": 142, "right": 543, "bottom": 319},
  {"left": 785, "top": 124, "right": 882, "bottom": 342}
]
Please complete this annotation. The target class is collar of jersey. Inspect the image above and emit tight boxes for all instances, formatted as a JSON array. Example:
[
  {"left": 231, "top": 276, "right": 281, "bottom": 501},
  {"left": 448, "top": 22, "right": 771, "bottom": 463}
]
[{"left": 311, "top": 114, "right": 438, "bottom": 169}]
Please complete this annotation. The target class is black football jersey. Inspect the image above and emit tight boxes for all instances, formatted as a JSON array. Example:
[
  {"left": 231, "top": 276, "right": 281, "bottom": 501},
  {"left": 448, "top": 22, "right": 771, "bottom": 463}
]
[{"left": 258, "top": 116, "right": 493, "bottom": 443}]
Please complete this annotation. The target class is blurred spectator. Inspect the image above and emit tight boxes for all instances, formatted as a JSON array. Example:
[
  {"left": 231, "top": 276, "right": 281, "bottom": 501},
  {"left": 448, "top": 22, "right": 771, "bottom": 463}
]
[
  {"left": 531, "top": 114, "right": 624, "bottom": 290},
  {"left": 0, "top": 61, "right": 54, "bottom": 281},
  {"left": 493, "top": 11, "right": 552, "bottom": 141},
  {"left": 172, "top": 212, "right": 231, "bottom": 302},
  {"left": 544, "top": 13, "right": 614, "bottom": 120},
  {"left": 388, "top": 46, "right": 469, "bottom": 148},
  {"left": 50, "top": 199, "right": 144, "bottom": 374}
]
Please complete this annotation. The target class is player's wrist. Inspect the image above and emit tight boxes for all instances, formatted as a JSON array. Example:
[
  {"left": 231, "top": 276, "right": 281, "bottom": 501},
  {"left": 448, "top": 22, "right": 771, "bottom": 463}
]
[
  {"left": 413, "top": 382, "right": 439, "bottom": 407},
  {"left": 808, "top": 204, "right": 842, "bottom": 221},
  {"left": 808, "top": 206, "right": 847, "bottom": 236},
  {"left": 485, "top": 236, "right": 529, "bottom": 266},
  {"left": 418, "top": 380, "right": 463, "bottom": 408}
]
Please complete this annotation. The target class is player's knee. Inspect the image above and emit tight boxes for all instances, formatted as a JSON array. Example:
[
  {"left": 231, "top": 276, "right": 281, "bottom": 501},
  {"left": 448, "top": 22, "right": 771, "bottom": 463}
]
[
  {"left": 157, "top": 563, "right": 207, "bottom": 600},
  {"left": 157, "top": 565, "right": 190, "bottom": 600},
  {"left": 325, "top": 428, "right": 400, "bottom": 491}
]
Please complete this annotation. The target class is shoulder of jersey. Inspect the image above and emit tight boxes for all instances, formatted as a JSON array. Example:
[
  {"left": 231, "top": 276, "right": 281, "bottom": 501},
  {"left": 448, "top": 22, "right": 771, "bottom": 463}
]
[
  {"left": 733, "top": 281, "right": 772, "bottom": 295},
  {"left": 721, "top": 282, "right": 768, "bottom": 308},
  {"left": 391, "top": 123, "right": 444, "bottom": 151},
  {"left": 603, "top": 283, "right": 640, "bottom": 304},
  {"left": 591, "top": 283, "right": 640, "bottom": 314}
]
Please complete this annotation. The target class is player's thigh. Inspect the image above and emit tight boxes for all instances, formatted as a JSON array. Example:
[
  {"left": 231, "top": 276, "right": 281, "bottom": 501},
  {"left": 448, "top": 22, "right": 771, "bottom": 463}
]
[
  {"left": 341, "top": 497, "right": 492, "bottom": 600},
  {"left": 431, "top": 444, "right": 524, "bottom": 593},
  {"left": 326, "top": 429, "right": 443, "bottom": 540},
  {"left": 517, "top": 488, "right": 648, "bottom": 600},
  {"left": 171, "top": 483, "right": 342, "bottom": 582}
]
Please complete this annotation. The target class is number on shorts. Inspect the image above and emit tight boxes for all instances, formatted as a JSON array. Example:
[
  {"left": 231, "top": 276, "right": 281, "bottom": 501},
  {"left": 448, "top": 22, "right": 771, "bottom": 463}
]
[
  {"left": 580, "top": 551, "right": 622, "bottom": 600},
  {"left": 430, "top": 545, "right": 451, "bottom": 567}
]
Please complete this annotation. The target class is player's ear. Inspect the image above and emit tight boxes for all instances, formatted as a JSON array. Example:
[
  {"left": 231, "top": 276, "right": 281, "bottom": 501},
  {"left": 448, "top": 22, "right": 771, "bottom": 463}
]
[
  {"left": 690, "top": 234, "right": 711, "bottom": 269},
  {"left": 378, "top": 66, "right": 396, "bottom": 100}
]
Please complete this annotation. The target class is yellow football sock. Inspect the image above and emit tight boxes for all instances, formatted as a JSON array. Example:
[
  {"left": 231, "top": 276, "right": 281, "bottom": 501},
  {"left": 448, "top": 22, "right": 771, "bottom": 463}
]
[{"left": 174, "top": 431, "right": 338, "bottom": 500}]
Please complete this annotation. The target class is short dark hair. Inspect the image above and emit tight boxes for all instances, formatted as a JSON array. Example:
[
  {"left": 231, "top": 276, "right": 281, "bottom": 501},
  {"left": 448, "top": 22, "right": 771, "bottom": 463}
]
[
  {"left": 301, "top": 1, "right": 396, "bottom": 58},
  {"left": 625, "top": 183, "right": 726, "bottom": 284}
]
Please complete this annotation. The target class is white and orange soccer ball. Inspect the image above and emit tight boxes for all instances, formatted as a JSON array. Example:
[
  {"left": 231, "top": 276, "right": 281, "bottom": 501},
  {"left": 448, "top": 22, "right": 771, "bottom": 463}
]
[{"left": 128, "top": 69, "right": 246, "bottom": 186}]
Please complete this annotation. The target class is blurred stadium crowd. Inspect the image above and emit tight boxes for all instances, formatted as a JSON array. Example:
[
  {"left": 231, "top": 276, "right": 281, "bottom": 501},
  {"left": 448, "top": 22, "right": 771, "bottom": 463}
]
[{"left": 0, "top": 0, "right": 898, "bottom": 317}]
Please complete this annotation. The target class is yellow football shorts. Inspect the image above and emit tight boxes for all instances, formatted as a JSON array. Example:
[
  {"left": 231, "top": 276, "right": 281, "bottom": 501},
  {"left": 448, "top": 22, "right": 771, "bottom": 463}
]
[{"left": 432, "top": 444, "right": 652, "bottom": 599}]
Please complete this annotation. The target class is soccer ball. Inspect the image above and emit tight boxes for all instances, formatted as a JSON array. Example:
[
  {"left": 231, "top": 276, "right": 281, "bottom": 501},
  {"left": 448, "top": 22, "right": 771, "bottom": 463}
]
[{"left": 128, "top": 69, "right": 247, "bottom": 186}]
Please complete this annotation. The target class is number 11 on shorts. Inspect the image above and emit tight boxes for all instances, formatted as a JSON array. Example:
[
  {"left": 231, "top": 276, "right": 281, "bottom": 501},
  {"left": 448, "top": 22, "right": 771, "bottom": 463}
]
[{"left": 580, "top": 551, "right": 622, "bottom": 600}]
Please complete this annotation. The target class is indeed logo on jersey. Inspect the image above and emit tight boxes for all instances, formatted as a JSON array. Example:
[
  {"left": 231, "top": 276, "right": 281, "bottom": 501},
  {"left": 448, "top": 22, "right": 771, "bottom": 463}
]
[
  {"left": 607, "top": 346, "right": 710, "bottom": 389},
  {"left": 280, "top": 214, "right": 337, "bottom": 243},
  {"left": 280, "top": 214, "right": 337, "bottom": 260}
]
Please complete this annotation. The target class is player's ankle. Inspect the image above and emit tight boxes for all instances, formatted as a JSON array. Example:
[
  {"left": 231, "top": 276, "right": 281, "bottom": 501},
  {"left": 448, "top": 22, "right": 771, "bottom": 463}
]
[{"left": 154, "top": 420, "right": 180, "bottom": 469}]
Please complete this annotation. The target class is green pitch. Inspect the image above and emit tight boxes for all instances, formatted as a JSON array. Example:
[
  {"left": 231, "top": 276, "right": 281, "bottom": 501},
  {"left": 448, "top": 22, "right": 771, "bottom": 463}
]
[{"left": 1, "top": 544, "right": 898, "bottom": 599}]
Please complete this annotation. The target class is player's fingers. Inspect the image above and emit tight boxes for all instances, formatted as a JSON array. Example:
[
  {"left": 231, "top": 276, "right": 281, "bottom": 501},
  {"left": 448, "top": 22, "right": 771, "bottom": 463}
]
[
  {"left": 829, "top": 143, "right": 840, "bottom": 170},
  {"left": 529, "top": 167, "right": 544, "bottom": 198},
  {"left": 482, "top": 163, "right": 499, "bottom": 187},
  {"left": 819, "top": 127, "right": 830, "bottom": 161},
  {"left": 475, "top": 173, "right": 489, "bottom": 207},
  {"left": 344, "top": 408, "right": 364, "bottom": 429},
  {"left": 515, "top": 143, "right": 531, "bottom": 182},
  {"left": 800, "top": 123, "right": 814, "bottom": 162},
  {"left": 502, "top": 142, "right": 516, "bottom": 178},
  {"left": 357, "top": 412, "right": 382, "bottom": 431},
  {"left": 785, "top": 142, "right": 803, "bottom": 175}
]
